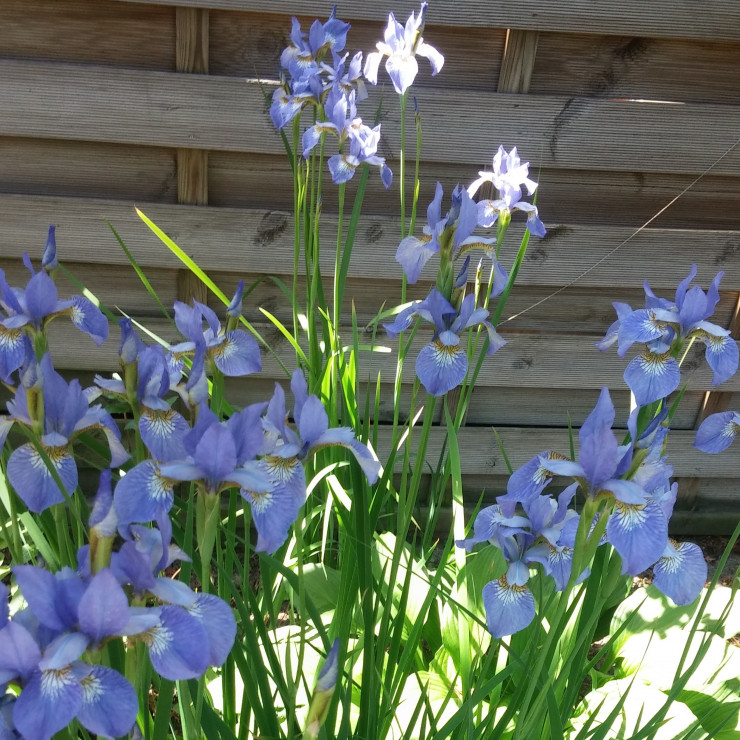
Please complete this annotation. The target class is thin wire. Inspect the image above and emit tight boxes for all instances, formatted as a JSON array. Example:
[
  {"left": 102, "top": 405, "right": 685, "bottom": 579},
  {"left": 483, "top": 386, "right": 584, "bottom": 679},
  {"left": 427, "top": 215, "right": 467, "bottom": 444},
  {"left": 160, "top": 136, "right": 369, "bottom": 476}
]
[{"left": 502, "top": 135, "right": 740, "bottom": 325}]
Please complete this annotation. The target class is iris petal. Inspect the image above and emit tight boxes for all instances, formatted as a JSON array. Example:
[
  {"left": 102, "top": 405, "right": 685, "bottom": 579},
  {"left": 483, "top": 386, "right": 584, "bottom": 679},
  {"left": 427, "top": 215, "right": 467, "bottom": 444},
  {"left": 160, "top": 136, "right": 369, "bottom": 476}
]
[
  {"left": 606, "top": 498, "right": 667, "bottom": 575},
  {"left": 415, "top": 339, "right": 467, "bottom": 396},
  {"left": 7, "top": 442, "right": 77, "bottom": 513},
  {"left": 482, "top": 577, "right": 535, "bottom": 637},
  {"left": 77, "top": 665, "right": 138, "bottom": 738},
  {"left": 211, "top": 331, "right": 261, "bottom": 377},
  {"left": 653, "top": 540, "right": 707, "bottom": 606},
  {"left": 13, "top": 667, "right": 83, "bottom": 740},
  {"left": 145, "top": 606, "right": 209, "bottom": 680},
  {"left": 623, "top": 352, "right": 680, "bottom": 405}
]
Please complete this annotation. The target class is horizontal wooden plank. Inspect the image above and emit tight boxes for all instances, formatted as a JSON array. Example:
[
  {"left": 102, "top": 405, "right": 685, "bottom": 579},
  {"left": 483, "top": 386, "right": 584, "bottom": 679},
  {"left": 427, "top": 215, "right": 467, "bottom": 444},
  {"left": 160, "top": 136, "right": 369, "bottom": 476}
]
[
  {"left": 384, "top": 427, "right": 740, "bottom": 479},
  {"left": 42, "top": 316, "right": 740, "bottom": 394},
  {"left": 5, "top": 257, "right": 736, "bottom": 351},
  {"left": 1, "top": 0, "right": 175, "bottom": 70},
  {"left": 531, "top": 33, "right": 740, "bottom": 106},
  {"left": 210, "top": 155, "right": 740, "bottom": 230},
  {"left": 0, "top": 137, "right": 177, "bottom": 203},
  {"left": 2, "top": 59, "right": 739, "bottom": 176},
  {"left": 2, "top": 195, "right": 739, "bottom": 294},
  {"left": 112, "top": 0, "right": 740, "bottom": 41},
  {"left": 210, "top": 9, "right": 505, "bottom": 91}
]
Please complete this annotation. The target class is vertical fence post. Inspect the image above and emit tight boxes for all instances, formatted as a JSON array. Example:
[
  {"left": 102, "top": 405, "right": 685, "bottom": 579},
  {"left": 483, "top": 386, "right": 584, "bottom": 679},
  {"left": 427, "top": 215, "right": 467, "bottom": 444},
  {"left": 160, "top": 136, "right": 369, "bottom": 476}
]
[{"left": 176, "top": 6, "right": 210, "bottom": 306}]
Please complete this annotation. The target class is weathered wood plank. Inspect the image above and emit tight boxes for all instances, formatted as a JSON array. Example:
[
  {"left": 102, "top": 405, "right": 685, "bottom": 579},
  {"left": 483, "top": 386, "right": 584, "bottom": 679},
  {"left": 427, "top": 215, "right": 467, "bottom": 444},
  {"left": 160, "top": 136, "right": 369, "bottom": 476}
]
[
  {"left": 2, "top": 60, "right": 739, "bottom": 176},
  {"left": 4, "top": 256, "right": 735, "bottom": 341},
  {"left": 43, "top": 317, "right": 740, "bottom": 393},
  {"left": 2, "top": 195, "right": 738, "bottom": 291},
  {"left": 0, "top": 138, "right": 177, "bottom": 203},
  {"left": 210, "top": 154, "right": 740, "bottom": 230},
  {"left": 1, "top": 0, "right": 175, "bottom": 70},
  {"left": 210, "top": 9, "right": 505, "bottom": 91},
  {"left": 531, "top": 33, "right": 740, "bottom": 106},
  {"left": 111, "top": 0, "right": 740, "bottom": 41},
  {"left": 498, "top": 30, "right": 539, "bottom": 94}
]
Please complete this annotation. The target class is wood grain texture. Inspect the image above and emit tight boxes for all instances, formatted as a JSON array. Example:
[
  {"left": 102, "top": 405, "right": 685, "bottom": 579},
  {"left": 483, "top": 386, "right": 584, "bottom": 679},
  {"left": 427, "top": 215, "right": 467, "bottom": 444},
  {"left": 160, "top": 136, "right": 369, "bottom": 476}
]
[
  {"left": 0, "top": 138, "right": 177, "bottom": 203},
  {"left": 2, "top": 195, "right": 738, "bottom": 292},
  {"left": 42, "top": 315, "right": 740, "bottom": 394},
  {"left": 210, "top": 10, "right": 505, "bottom": 91},
  {"left": 0, "top": 0, "right": 175, "bottom": 70},
  {"left": 210, "top": 154, "right": 740, "bottom": 229},
  {"left": 498, "top": 30, "right": 539, "bottom": 94},
  {"left": 2, "top": 60, "right": 739, "bottom": 176},
  {"left": 531, "top": 33, "right": 740, "bottom": 106},
  {"left": 111, "top": 0, "right": 740, "bottom": 41}
]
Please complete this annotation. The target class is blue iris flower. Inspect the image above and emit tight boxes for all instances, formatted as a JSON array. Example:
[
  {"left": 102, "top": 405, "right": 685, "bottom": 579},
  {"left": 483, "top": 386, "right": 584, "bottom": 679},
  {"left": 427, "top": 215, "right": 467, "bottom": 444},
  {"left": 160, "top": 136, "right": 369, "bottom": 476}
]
[
  {"left": 2, "top": 567, "right": 139, "bottom": 739},
  {"left": 253, "top": 370, "right": 381, "bottom": 553},
  {"left": 598, "top": 266, "right": 738, "bottom": 405},
  {"left": 384, "top": 289, "right": 506, "bottom": 396},
  {"left": 0, "top": 231, "right": 107, "bottom": 382},
  {"left": 0, "top": 354, "right": 129, "bottom": 513},
  {"left": 467, "top": 146, "right": 546, "bottom": 237},
  {"left": 364, "top": 2, "right": 444, "bottom": 95}
]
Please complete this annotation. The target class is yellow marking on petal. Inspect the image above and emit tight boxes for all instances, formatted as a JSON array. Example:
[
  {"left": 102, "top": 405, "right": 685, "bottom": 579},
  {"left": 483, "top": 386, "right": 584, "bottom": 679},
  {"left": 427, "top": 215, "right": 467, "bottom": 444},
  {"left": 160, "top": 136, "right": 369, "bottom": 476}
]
[
  {"left": 143, "top": 408, "right": 179, "bottom": 438},
  {"left": 80, "top": 673, "right": 104, "bottom": 702},
  {"left": 263, "top": 455, "right": 301, "bottom": 483},
  {"left": 41, "top": 667, "right": 76, "bottom": 698},
  {"left": 614, "top": 500, "right": 647, "bottom": 529},
  {"left": 0, "top": 325, "right": 23, "bottom": 348}
]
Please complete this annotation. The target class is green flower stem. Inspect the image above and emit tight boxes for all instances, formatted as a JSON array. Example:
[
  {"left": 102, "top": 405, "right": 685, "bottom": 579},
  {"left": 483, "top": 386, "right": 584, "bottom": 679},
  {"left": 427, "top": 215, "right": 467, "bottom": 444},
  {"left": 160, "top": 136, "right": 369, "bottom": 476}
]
[
  {"left": 196, "top": 489, "right": 221, "bottom": 593},
  {"left": 513, "top": 496, "right": 612, "bottom": 737},
  {"left": 292, "top": 117, "right": 302, "bottom": 352},
  {"left": 1, "top": 471, "right": 23, "bottom": 562},
  {"left": 89, "top": 531, "right": 114, "bottom": 575},
  {"left": 333, "top": 183, "right": 345, "bottom": 335},
  {"left": 399, "top": 91, "right": 408, "bottom": 238}
]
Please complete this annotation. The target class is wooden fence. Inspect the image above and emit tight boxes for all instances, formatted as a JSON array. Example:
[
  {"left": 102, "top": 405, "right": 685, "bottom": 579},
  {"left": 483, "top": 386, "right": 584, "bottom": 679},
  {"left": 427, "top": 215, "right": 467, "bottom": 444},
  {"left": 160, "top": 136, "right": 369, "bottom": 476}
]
[{"left": 1, "top": 0, "right": 739, "bottom": 532}]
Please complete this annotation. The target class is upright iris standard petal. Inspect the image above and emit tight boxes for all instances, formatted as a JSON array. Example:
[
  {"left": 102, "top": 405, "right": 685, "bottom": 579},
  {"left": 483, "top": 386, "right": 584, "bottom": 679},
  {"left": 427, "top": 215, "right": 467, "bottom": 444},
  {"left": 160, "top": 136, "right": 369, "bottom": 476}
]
[
  {"left": 0, "top": 621, "right": 42, "bottom": 685},
  {"left": 7, "top": 442, "right": 77, "bottom": 513},
  {"left": 77, "top": 666, "right": 138, "bottom": 738},
  {"left": 11, "top": 566, "right": 68, "bottom": 633},
  {"left": 578, "top": 387, "right": 619, "bottom": 487},
  {"left": 482, "top": 577, "right": 536, "bottom": 638},
  {"left": 653, "top": 540, "right": 707, "bottom": 606},
  {"left": 78, "top": 569, "right": 130, "bottom": 644},
  {"left": 694, "top": 410, "right": 740, "bottom": 453},
  {"left": 606, "top": 497, "right": 667, "bottom": 575}
]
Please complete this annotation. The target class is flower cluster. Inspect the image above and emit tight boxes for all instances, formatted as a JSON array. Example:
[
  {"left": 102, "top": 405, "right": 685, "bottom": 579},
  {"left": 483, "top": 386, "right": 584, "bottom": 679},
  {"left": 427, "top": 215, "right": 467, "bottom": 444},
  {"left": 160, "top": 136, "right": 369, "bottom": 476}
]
[
  {"left": 0, "top": 471, "right": 235, "bottom": 740},
  {"left": 270, "top": 8, "right": 392, "bottom": 188},
  {"left": 386, "top": 153, "right": 544, "bottom": 396},
  {"left": 0, "top": 226, "right": 107, "bottom": 383},
  {"left": 363, "top": 2, "right": 444, "bottom": 94},
  {"left": 0, "top": 232, "right": 382, "bottom": 739},
  {"left": 596, "top": 265, "right": 738, "bottom": 405},
  {"left": 459, "top": 263, "right": 738, "bottom": 637},
  {"left": 460, "top": 387, "right": 708, "bottom": 636},
  {"left": 103, "top": 317, "right": 379, "bottom": 553}
]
